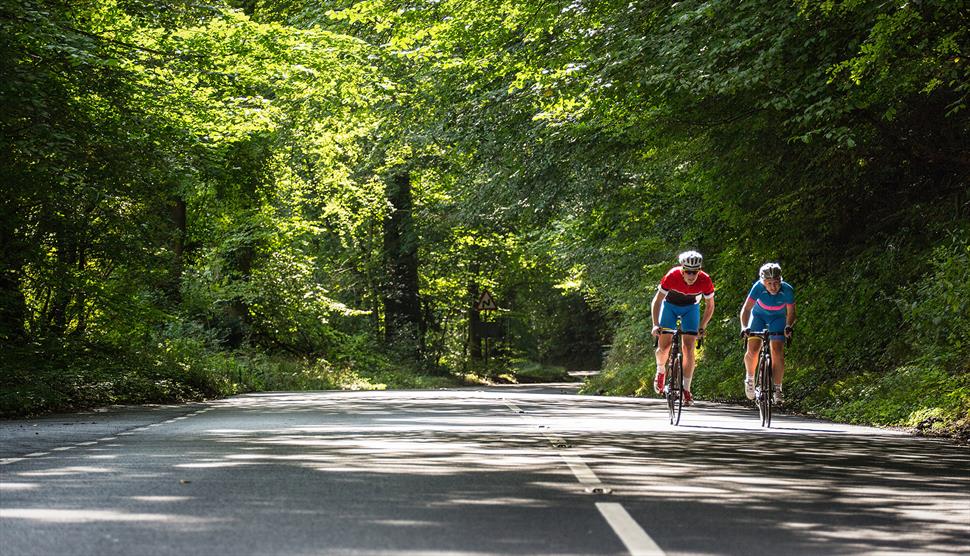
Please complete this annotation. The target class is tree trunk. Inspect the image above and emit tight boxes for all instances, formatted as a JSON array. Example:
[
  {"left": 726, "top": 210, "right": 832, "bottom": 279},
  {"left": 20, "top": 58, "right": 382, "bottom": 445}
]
[
  {"left": 47, "top": 222, "right": 86, "bottom": 337},
  {"left": 0, "top": 211, "right": 27, "bottom": 343},
  {"left": 171, "top": 196, "right": 187, "bottom": 302},
  {"left": 382, "top": 171, "right": 423, "bottom": 353},
  {"left": 467, "top": 279, "right": 482, "bottom": 362}
]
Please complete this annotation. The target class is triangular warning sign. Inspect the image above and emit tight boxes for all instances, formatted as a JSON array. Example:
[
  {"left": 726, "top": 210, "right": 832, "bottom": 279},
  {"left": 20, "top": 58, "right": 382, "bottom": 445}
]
[{"left": 475, "top": 291, "right": 498, "bottom": 311}]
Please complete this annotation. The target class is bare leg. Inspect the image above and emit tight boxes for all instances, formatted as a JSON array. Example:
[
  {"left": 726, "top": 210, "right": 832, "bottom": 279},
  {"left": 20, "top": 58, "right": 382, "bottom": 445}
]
[
  {"left": 654, "top": 334, "right": 672, "bottom": 371},
  {"left": 744, "top": 339, "right": 761, "bottom": 379},
  {"left": 770, "top": 339, "right": 785, "bottom": 386},
  {"left": 682, "top": 335, "right": 698, "bottom": 390}
]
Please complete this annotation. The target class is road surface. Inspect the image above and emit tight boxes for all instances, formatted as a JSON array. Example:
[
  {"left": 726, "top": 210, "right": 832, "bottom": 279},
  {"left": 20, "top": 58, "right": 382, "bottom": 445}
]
[{"left": 1, "top": 386, "right": 968, "bottom": 555}]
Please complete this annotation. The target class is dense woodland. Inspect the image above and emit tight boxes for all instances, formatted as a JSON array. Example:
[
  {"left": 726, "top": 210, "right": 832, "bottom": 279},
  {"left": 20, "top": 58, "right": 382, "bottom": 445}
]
[{"left": 1, "top": 0, "right": 967, "bottom": 436}]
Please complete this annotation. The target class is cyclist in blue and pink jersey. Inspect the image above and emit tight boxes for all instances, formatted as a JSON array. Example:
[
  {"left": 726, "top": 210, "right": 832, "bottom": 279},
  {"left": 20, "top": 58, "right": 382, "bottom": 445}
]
[
  {"left": 740, "top": 263, "right": 796, "bottom": 404},
  {"left": 650, "top": 251, "right": 716, "bottom": 406}
]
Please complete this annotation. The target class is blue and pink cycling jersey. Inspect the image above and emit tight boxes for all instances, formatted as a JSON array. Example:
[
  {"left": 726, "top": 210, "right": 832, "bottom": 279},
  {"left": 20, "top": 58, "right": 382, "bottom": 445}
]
[{"left": 746, "top": 280, "right": 795, "bottom": 335}]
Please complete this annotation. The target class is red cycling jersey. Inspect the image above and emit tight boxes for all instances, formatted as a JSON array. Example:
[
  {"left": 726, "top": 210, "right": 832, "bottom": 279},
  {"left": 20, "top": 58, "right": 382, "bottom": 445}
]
[{"left": 659, "top": 266, "right": 715, "bottom": 306}]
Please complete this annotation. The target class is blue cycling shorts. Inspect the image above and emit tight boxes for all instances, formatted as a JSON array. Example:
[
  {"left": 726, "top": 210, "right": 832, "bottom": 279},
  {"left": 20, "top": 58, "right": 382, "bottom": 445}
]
[
  {"left": 749, "top": 311, "right": 787, "bottom": 337},
  {"left": 658, "top": 301, "right": 700, "bottom": 334}
]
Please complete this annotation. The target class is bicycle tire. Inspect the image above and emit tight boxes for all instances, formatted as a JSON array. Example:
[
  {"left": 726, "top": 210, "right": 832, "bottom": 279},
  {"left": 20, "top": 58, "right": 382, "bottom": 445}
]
[
  {"left": 665, "top": 357, "right": 675, "bottom": 424},
  {"left": 760, "top": 356, "right": 773, "bottom": 428},
  {"left": 755, "top": 355, "right": 766, "bottom": 426},
  {"left": 668, "top": 353, "right": 684, "bottom": 425},
  {"left": 764, "top": 359, "right": 773, "bottom": 428}
]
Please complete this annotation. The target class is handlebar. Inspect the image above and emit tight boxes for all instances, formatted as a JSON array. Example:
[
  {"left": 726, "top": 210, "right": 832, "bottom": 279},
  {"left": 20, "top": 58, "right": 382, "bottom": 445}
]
[
  {"left": 741, "top": 329, "right": 792, "bottom": 348},
  {"left": 653, "top": 328, "right": 704, "bottom": 349}
]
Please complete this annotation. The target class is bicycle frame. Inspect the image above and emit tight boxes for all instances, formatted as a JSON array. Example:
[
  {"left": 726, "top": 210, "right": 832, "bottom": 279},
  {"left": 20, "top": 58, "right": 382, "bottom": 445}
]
[
  {"left": 655, "top": 326, "right": 688, "bottom": 425},
  {"left": 744, "top": 329, "right": 785, "bottom": 427}
]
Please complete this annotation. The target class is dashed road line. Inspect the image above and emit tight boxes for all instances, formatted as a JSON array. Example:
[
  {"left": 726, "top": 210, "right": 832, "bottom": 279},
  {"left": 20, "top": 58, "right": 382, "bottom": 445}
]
[
  {"left": 506, "top": 399, "right": 664, "bottom": 556},
  {"left": 597, "top": 502, "right": 667, "bottom": 556},
  {"left": 0, "top": 405, "right": 210, "bottom": 466}
]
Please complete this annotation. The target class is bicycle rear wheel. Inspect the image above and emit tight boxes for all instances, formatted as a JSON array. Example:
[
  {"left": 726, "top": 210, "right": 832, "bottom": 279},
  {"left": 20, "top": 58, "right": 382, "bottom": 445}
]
[{"left": 667, "top": 355, "right": 684, "bottom": 425}]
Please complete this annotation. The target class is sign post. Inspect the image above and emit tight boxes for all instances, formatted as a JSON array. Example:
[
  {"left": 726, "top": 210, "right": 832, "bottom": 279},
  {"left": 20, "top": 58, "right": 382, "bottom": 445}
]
[{"left": 474, "top": 291, "right": 498, "bottom": 372}]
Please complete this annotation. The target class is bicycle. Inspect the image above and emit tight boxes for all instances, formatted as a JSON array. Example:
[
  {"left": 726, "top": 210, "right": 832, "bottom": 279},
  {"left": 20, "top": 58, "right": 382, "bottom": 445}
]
[
  {"left": 654, "top": 324, "right": 702, "bottom": 425},
  {"left": 742, "top": 329, "right": 789, "bottom": 428}
]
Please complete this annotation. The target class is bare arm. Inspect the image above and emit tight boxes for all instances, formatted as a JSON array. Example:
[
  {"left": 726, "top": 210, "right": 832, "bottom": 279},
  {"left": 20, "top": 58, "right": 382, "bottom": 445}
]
[
  {"left": 785, "top": 303, "right": 797, "bottom": 337},
  {"left": 700, "top": 296, "right": 715, "bottom": 335},
  {"left": 739, "top": 297, "right": 755, "bottom": 330},
  {"left": 651, "top": 289, "right": 666, "bottom": 336}
]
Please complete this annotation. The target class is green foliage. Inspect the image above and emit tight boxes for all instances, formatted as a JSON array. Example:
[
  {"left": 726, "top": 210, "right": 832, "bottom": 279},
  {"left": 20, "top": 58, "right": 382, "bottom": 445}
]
[
  {"left": 508, "top": 359, "right": 575, "bottom": 384},
  {"left": 2, "top": 0, "right": 967, "bottom": 440},
  {"left": 583, "top": 317, "right": 656, "bottom": 398},
  {"left": 813, "top": 362, "right": 969, "bottom": 434},
  {"left": 898, "top": 233, "right": 970, "bottom": 367}
]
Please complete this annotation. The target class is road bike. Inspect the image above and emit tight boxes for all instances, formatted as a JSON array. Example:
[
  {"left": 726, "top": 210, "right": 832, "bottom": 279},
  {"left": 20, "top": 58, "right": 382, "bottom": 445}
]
[
  {"left": 654, "top": 324, "right": 701, "bottom": 425},
  {"left": 742, "top": 329, "right": 789, "bottom": 428}
]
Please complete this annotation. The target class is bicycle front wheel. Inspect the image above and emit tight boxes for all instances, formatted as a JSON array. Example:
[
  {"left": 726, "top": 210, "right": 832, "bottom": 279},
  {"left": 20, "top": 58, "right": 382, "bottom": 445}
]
[
  {"left": 668, "top": 355, "right": 684, "bottom": 425},
  {"left": 758, "top": 357, "right": 773, "bottom": 428}
]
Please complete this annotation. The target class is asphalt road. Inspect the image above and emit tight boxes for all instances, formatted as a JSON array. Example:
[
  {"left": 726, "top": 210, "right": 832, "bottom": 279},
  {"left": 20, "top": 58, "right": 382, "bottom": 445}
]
[{"left": 1, "top": 386, "right": 968, "bottom": 555}]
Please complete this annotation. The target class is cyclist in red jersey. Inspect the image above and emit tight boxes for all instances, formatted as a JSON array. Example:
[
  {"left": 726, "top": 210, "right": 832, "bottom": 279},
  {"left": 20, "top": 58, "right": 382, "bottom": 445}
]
[{"left": 650, "top": 251, "right": 716, "bottom": 406}]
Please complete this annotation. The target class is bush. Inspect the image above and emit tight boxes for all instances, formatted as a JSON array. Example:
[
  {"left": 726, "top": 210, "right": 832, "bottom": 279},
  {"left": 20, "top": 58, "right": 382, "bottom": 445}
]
[
  {"left": 586, "top": 232, "right": 970, "bottom": 440},
  {"left": 509, "top": 359, "right": 576, "bottom": 383}
]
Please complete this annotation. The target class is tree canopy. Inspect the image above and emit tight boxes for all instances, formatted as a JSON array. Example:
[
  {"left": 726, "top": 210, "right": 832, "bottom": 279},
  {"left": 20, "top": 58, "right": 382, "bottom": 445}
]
[{"left": 1, "top": 0, "right": 967, "bottom": 436}]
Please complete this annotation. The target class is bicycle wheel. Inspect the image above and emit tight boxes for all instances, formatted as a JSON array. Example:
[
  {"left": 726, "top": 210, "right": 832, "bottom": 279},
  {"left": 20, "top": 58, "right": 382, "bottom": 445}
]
[
  {"left": 755, "top": 356, "right": 767, "bottom": 426},
  {"left": 764, "top": 360, "right": 774, "bottom": 428},
  {"left": 668, "top": 354, "right": 684, "bottom": 425},
  {"left": 759, "top": 356, "right": 773, "bottom": 428}
]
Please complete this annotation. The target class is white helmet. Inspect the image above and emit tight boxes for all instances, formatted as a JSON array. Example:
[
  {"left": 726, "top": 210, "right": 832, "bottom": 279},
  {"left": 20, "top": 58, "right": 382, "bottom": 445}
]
[
  {"left": 678, "top": 250, "right": 703, "bottom": 270},
  {"left": 759, "top": 262, "right": 782, "bottom": 281}
]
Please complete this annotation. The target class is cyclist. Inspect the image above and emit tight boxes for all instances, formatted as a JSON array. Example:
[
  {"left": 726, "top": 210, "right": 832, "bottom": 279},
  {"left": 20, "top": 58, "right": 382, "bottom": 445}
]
[
  {"left": 740, "top": 262, "right": 796, "bottom": 404},
  {"left": 651, "top": 251, "right": 716, "bottom": 406}
]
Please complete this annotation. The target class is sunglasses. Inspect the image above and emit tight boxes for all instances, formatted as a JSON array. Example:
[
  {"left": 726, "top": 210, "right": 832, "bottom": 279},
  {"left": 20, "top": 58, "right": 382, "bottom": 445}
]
[{"left": 684, "top": 270, "right": 699, "bottom": 275}]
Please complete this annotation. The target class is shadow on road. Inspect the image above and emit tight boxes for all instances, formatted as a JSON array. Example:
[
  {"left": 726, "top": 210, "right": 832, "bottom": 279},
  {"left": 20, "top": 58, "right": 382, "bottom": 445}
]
[{"left": 2, "top": 391, "right": 968, "bottom": 555}]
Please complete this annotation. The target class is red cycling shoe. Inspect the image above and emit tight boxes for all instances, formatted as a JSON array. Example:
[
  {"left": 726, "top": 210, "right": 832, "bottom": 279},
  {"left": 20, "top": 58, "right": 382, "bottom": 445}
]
[{"left": 654, "top": 372, "right": 665, "bottom": 395}]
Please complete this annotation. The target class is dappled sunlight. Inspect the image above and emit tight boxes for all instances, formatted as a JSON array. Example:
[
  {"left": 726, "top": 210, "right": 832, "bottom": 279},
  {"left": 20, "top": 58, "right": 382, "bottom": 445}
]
[
  {"left": 2, "top": 390, "right": 967, "bottom": 555},
  {"left": 0, "top": 508, "right": 226, "bottom": 524},
  {"left": 0, "top": 482, "right": 40, "bottom": 491},
  {"left": 427, "top": 497, "right": 552, "bottom": 508},
  {"left": 175, "top": 460, "right": 264, "bottom": 469},
  {"left": 17, "top": 466, "right": 116, "bottom": 477},
  {"left": 532, "top": 423, "right": 969, "bottom": 554},
  {"left": 370, "top": 519, "right": 444, "bottom": 528}
]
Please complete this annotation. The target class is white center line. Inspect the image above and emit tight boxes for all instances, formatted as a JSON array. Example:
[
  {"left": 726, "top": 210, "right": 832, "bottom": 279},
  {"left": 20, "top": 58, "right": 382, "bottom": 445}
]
[
  {"left": 506, "top": 399, "right": 665, "bottom": 556},
  {"left": 596, "top": 502, "right": 667, "bottom": 556},
  {"left": 560, "top": 452, "right": 600, "bottom": 485}
]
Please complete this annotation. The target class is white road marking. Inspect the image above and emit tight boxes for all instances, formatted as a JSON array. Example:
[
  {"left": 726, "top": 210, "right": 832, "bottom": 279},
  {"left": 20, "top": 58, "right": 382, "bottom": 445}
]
[
  {"left": 506, "top": 399, "right": 664, "bottom": 555},
  {"left": 506, "top": 400, "right": 612, "bottom": 489},
  {"left": 596, "top": 502, "right": 667, "bottom": 556},
  {"left": 560, "top": 452, "right": 600, "bottom": 485},
  {"left": 1, "top": 409, "right": 209, "bottom": 467}
]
